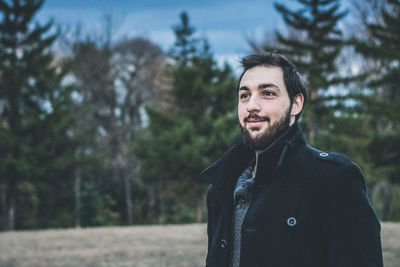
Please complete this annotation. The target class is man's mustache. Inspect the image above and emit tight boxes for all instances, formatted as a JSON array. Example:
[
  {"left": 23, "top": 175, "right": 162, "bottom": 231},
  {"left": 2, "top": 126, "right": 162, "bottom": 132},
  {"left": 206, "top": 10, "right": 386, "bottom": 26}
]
[{"left": 244, "top": 114, "right": 270, "bottom": 123}]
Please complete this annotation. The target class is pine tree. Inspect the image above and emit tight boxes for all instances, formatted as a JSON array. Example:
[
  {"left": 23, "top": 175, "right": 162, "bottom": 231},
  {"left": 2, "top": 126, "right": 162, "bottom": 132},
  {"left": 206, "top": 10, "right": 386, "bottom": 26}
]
[
  {"left": 260, "top": 0, "right": 347, "bottom": 142},
  {"left": 353, "top": 0, "right": 400, "bottom": 220},
  {"left": 258, "top": 0, "right": 377, "bottom": 177},
  {"left": 135, "top": 12, "right": 239, "bottom": 223},
  {"left": 0, "top": 0, "right": 79, "bottom": 229},
  {"left": 170, "top": 11, "right": 197, "bottom": 65},
  {"left": 256, "top": 1, "right": 379, "bottom": 189}
]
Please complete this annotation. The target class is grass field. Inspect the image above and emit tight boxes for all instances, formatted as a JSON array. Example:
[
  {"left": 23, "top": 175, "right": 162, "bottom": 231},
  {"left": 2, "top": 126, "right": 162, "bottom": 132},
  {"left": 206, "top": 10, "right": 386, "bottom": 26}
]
[{"left": 0, "top": 223, "right": 399, "bottom": 267}]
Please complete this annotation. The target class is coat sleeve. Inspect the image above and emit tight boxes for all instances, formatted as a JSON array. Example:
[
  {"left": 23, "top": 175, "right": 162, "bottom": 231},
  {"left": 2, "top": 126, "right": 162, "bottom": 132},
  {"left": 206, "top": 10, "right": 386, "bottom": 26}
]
[{"left": 326, "top": 163, "right": 383, "bottom": 267}]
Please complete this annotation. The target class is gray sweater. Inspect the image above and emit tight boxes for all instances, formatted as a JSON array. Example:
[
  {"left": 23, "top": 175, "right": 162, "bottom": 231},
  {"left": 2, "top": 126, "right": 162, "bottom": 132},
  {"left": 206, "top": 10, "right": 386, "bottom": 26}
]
[{"left": 230, "top": 164, "right": 255, "bottom": 267}]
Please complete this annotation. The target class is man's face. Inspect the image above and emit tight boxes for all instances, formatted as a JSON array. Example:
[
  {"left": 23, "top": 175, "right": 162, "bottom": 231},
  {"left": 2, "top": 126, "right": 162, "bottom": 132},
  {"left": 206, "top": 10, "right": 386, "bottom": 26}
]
[{"left": 238, "top": 66, "right": 297, "bottom": 150}]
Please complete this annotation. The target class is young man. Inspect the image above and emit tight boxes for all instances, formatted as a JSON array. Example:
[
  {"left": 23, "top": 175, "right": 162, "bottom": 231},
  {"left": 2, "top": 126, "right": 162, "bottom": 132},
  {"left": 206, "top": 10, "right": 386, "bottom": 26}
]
[{"left": 203, "top": 53, "right": 383, "bottom": 267}]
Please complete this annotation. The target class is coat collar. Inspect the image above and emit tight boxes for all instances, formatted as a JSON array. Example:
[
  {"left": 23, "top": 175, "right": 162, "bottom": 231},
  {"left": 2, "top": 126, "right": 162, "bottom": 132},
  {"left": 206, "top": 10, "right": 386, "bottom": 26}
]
[{"left": 202, "top": 121, "right": 306, "bottom": 193}]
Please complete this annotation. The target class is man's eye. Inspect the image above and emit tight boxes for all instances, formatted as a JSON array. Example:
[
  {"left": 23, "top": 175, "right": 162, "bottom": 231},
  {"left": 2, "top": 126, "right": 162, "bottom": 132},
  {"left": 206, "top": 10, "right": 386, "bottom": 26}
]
[
  {"left": 262, "top": 91, "right": 274, "bottom": 96},
  {"left": 240, "top": 93, "right": 249, "bottom": 99}
]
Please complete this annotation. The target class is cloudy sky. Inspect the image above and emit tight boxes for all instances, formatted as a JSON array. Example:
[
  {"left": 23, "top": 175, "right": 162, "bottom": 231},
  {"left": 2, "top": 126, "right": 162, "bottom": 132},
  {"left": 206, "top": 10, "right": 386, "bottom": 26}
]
[
  {"left": 37, "top": 0, "right": 354, "bottom": 71},
  {"left": 37, "top": 0, "right": 300, "bottom": 69}
]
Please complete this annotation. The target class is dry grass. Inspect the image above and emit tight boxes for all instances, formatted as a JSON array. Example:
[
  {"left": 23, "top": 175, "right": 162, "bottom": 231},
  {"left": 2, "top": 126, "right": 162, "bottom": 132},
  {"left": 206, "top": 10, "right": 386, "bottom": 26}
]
[
  {"left": 381, "top": 222, "right": 400, "bottom": 267},
  {"left": 0, "top": 224, "right": 207, "bottom": 267},
  {"left": 0, "top": 222, "right": 398, "bottom": 267}
]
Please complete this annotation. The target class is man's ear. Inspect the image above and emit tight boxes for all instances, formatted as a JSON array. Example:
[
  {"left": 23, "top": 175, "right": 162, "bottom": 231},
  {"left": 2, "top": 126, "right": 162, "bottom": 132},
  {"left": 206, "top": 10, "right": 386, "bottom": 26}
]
[{"left": 291, "top": 93, "right": 304, "bottom": 116}]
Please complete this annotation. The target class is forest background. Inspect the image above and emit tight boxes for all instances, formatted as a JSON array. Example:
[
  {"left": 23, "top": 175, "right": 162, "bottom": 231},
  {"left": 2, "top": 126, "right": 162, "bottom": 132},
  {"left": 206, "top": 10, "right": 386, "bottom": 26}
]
[{"left": 0, "top": 0, "right": 399, "bottom": 231}]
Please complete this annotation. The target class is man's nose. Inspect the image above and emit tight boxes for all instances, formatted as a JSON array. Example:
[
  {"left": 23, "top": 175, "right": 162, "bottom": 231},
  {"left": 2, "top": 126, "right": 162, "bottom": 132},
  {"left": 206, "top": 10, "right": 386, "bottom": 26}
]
[{"left": 246, "top": 95, "right": 261, "bottom": 112}]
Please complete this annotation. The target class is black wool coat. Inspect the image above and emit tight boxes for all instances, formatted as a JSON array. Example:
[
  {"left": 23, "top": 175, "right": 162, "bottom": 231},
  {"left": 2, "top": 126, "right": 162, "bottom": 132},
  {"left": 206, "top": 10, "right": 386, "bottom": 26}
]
[{"left": 202, "top": 123, "right": 383, "bottom": 267}]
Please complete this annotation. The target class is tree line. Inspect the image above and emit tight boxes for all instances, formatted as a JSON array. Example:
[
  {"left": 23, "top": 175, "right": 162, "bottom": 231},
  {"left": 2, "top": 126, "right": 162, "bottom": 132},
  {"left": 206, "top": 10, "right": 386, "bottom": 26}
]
[{"left": 0, "top": 0, "right": 399, "bottom": 230}]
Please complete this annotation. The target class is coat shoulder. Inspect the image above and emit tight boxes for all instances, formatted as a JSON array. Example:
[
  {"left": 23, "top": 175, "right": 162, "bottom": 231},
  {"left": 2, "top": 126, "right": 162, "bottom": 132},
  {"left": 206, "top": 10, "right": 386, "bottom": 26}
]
[
  {"left": 292, "top": 145, "right": 368, "bottom": 195},
  {"left": 305, "top": 145, "right": 354, "bottom": 167}
]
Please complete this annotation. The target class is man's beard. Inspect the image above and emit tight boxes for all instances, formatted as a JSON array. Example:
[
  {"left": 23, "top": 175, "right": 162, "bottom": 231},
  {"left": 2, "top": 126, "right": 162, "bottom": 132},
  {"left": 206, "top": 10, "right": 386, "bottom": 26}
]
[{"left": 241, "top": 104, "right": 292, "bottom": 151}]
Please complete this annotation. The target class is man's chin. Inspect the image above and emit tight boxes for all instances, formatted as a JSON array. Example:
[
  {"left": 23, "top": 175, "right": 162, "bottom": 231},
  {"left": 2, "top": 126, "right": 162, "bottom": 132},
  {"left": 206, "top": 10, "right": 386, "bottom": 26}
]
[
  {"left": 242, "top": 121, "right": 288, "bottom": 151},
  {"left": 247, "top": 132, "right": 263, "bottom": 141},
  {"left": 246, "top": 127, "right": 266, "bottom": 139},
  {"left": 242, "top": 129, "right": 268, "bottom": 150}
]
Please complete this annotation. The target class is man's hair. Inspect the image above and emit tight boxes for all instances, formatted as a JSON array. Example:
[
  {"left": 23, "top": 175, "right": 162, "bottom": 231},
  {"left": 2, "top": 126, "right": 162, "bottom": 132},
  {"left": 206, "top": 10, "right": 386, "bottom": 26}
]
[{"left": 237, "top": 53, "right": 308, "bottom": 120}]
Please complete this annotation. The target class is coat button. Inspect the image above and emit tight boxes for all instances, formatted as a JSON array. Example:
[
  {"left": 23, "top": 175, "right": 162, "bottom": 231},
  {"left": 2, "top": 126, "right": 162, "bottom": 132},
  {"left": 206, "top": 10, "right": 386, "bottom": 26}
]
[
  {"left": 220, "top": 239, "right": 227, "bottom": 249},
  {"left": 287, "top": 217, "right": 297, "bottom": 227},
  {"left": 319, "top": 152, "right": 329, "bottom": 157}
]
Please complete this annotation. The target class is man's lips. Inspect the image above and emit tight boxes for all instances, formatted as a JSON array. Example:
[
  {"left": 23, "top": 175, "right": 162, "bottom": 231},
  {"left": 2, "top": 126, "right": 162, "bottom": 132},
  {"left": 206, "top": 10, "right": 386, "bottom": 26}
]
[
  {"left": 247, "top": 118, "right": 266, "bottom": 122},
  {"left": 246, "top": 121, "right": 266, "bottom": 128},
  {"left": 244, "top": 116, "right": 269, "bottom": 128}
]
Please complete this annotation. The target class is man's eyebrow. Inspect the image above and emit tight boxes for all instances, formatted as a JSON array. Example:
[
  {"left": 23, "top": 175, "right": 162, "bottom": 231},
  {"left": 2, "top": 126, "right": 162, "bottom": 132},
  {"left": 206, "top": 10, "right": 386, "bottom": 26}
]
[
  {"left": 259, "top": 83, "right": 280, "bottom": 91},
  {"left": 238, "top": 83, "right": 280, "bottom": 92}
]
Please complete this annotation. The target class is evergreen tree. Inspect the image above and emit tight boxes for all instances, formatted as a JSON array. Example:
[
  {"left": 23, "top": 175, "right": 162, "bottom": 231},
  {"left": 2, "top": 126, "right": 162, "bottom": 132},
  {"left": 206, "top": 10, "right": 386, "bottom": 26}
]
[
  {"left": 135, "top": 12, "right": 239, "bottom": 223},
  {"left": 353, "top": 0, "right": 400, "bottom": 220},
  {"left": 260, "top": 0, "right": 347, "bottom": 142},
  {"left": 0, "top": 0, "right": 80, "bottom": 229},
  {"left": 257, "top": 1, "right": 377, "bottom": 178},
  {"left": 170, "top": 11, "right": 197, "bottom": 64},
  {"left": 256, "top": 1, "right": 380, "bottom": 189}
]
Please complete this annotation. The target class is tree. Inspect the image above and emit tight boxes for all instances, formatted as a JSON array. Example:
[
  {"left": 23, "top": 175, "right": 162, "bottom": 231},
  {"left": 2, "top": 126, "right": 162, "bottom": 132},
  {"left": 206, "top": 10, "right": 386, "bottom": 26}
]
[
  {"left": 352, "top": 0, "right": 400, "bottom": 220},
  {"left": 170, "top": 12, "right": 197, "bottom": 65},
  {"left": 111, "top": 37, "right": 165, "bottom": 224},
  {"left": 69, "top": 34, "right": 165, "bottom": 225},
  {"left": 257, "top": 0, "right": 347, "bottom": 142},
  {"left": 255, "top": 1, "right": 380, "bottom": 179},
  {"left": 0, "top": 0, "right": 81, "bottom": 230},
  {"left": 135, "top": 12, "right": 239, "bottom": 223},
  {"left": 253, "top": 1, "right": 389, "bottom": 201}
]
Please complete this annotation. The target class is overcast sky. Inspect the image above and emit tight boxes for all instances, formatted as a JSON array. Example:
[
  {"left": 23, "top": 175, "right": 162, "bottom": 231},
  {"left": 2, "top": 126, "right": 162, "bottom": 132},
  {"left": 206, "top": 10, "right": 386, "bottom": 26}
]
[
  {"left": 37, "top": 0, "right": 299, "bottom": 68},
  {"left": 37, "top": 0, "right": 352, "bottom": 70}
]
